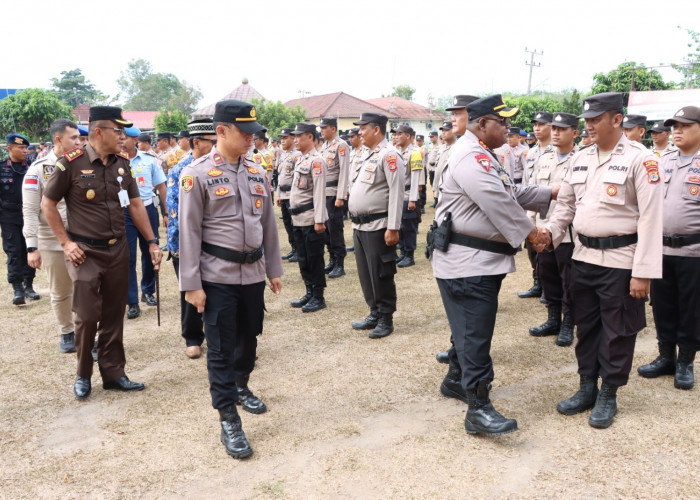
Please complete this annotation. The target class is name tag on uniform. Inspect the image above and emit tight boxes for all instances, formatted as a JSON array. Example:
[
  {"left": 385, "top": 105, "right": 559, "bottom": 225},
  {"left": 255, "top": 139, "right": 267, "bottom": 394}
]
[{"left": 118, "top": 189, "right": 130, "bottom": 207}]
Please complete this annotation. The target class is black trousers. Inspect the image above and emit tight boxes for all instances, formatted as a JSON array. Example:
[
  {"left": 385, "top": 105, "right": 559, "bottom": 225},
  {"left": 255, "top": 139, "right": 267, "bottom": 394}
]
[
  {"left": 201, "top": 280, "right": 264, "bottom": 409},
  {"left": 0, "top": 217, "right": 34, "bottom": 285},
  {"left": 569, "top": 261, "right": 646, "bottom": 387},
  {"left": 353, "top": 228, "right": 397, "bottom": 314},
  {"left": 524, "top": 241, "right": 538, "bottom": 280},
  {"left": 399, "top": 201, "right": 419, "bottom": 252},
  {"left": 537, "top": 242, "right": 574, "bottom": 314},
  {"left": 651, "top": 255, "right": 700, "bottom": 352},
  {"left": 419, "top": 183, "right": 427, "bottom": 208},
  {"left": 428, "top": 170, "right": 435, "bottom": 189},
  {"left": 437, "top": 274, "right": 505, "bottom": 391},
  {"left": 293, "top": 224, "right": 326, "bottom": 295},
  {"left": 279, "top": 198, "right": 295, "bottom": 250},
  {"left": 325, "top": 196, "right": 346, "bottom": 260},
  {"left": 172, "top": 256, "right": 205, "bottom": 347}
]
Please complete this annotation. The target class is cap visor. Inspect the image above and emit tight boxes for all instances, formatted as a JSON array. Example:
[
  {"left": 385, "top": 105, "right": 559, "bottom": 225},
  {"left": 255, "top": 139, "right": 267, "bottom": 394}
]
[
  {"left": 115, "top": 118, "right": 134, "bottom": 127},
  {"left": 578, "top": 110, "right": 606, "bottom": 119},
  {"left": 234, "top": 121, "right": 266, "bottom": 135},
  {"left": 445, "top": 106, "right": 465, "bottom": 112},
  {"left": 664, "top": 117, "right": 696, "bottom": 126},
  {"left": 498, "top": 107, "right": 519, "bottom": 118},
  {"left": 352, "top": 120, "right": 369, "bottom": 126}
]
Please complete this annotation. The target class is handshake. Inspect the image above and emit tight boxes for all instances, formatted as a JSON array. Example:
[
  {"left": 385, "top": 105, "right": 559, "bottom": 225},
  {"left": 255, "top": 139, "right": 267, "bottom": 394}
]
[{"left": 527, "top": 227, "right": 552, "bottom": 253}]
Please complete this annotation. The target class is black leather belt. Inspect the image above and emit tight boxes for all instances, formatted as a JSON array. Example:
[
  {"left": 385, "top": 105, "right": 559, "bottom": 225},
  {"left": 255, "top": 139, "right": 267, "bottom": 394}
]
[
  {"left": 326, "top": 180, "right": 339, "bottom": 187},
  {"left": 404, "top": 185, "right": 411, "bottom": 191},
  {"left": 202, "top": 241, "right": 264, "bottom": 264},
  {"left": 1, "top": 201, "right": 21, "bottom": 210},
  {"left": 350, "top": 212, "right": 389, "bottom": 224},
  {"left": 449, "top": 231, "right": 519, "bottom": 256},
  {"left": 663, "top": 233, "right": 700, "bottom": 248},
  {"left": 289, "top": 202, "right": 314, "bottom": 215},
  {"left": 69, "top": 232, "right": 121, "bottom": 247},
  {"left": 279, "top": 185, "right": 292, "bottom": 192},
  {"left": 578, "top": 233, "right": 638, "bottom": 249}
]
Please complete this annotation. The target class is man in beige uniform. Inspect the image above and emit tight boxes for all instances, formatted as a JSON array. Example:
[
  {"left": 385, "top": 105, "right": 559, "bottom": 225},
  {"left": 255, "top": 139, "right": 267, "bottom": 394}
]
[
  {"left": 639, "top": 106, "right": 700, "bottom": 391},
  {"left": 23, "top": 119, "right": 80, "bottom": 353},
  {"left": 541, "top": 92, "right": 663, "bottom": 429},
  {"left": 393, "top": 124, "right": 422, "bottom": 268},
  {"left": 432, "top": 121, "right": 456, "bottom": 204},
  {"left": 649, "top": 121, "right": 678, "bottom": 157},
  {"left": 622, "top": 114, "right": 648, "bottom": 144},
  {"left": 179, "top": 99, "right": 283, "bottom": 459},
  {"left": 276, "top": 128, "right": 300, "bottom": 263},
  {"left": 348, "top": 113, "right": 405, "bottom": 338},
  {"left": 289, "top": 123, "right": 328, "bottom": 313},
  {"left": 427, "top": 131, "right": 439, "bottom": 206}
]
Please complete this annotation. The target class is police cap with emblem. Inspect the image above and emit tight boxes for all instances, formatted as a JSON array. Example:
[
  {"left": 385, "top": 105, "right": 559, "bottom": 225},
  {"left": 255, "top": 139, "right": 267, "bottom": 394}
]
[
  {"left": 579, "top": 92, "right": 624, "bottom": 119},
  {"left": 213, "top": 99, "right": 265, "bottom": 135},
  {"left": 319, "top": 117, "right": 338, "bottom": 128},
  {"left": 6, "top": 133, "right": 30, "bottom": 146},
  {"left": 393, "top": 124, "right": 413, "bottom": 134},
  {"left": 157, "top": 132, "right": 171, "bottom": 141},
  {"left": 124, "top": 126, "right": 141, "bottom": 138},
  {"left": 622, "top": 114, "right": 647, "bottom": 129},
  {"left": 253, "top": 130, "right": 267, "bottom": 140},
  {"left": 89, "top": 105, "right": 133, "bottom": 127},
  {"left": 348, "top": 128, "right": 360, "bottom": 137},
  {"left": 278, "top": 127, "right": 294, "bottom": 137},
  {"left": 526, "top": 131, "right": 536, "bottom": 140},
  {"left": 508, "top": 127, "right": 521, "bottom": 135},
  {"left": 429, "top": 131, "right": 438, "bottom": 137},
  {"left": 551, "top": 113, "right": 580, "bottom": 129},
  {"left": 649, "top": 121, "right": 671, "bottom": 133},
  {"left": 446, "top": 95, "right": 480, "bottom": 111},
  {"left": 290, "top": 122, "right": 318, "bottom": 135},
  {"left": 188, "top": 118, "right": 215, "bottom": 137},
  {"left": 466, "top": 94, "right": 519, "bottom": 122},
  {"left": 439, "top": 121, "right": 453, "bottom": 130},
  {"left": 176, "top": 129, "right": 190, "bottom": 139},
  {"left": 664, "top": 106, "right": 700, "bottom": 126},
  {"left": 137, "top": 133, "right": 152, "bottom": 143},
  {"left": 531, "top": 111, "right": 553, "bottom": 124},
  {"left": 580, "top": 130, "right": 589, "bottom": 137},
  {"left": 416, "top": 134, "right": 424, "bottom": 140},
  {"left": 353, "top": 113, "right": 389, "bottom": 126}
]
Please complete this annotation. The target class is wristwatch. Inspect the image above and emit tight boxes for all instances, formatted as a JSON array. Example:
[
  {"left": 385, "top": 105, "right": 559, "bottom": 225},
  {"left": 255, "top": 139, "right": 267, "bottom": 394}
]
[
  {"left": 27, "top": 247, "right": 38, "bottom": 252},
  {"left": 147, "top": 238, "right": 159, "bottom": 245}
]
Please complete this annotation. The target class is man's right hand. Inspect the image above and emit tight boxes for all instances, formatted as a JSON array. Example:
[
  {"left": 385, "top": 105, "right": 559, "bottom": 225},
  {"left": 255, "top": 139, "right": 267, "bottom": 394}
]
[
  {"left": 63, "top": 241, "right": 86, "bottom": 267},
  {"left": 27, "top": 250, "right": 42, "bottom": 269},
  {"left": 185, "top": 289, "right": 207, "bottom": 313}
]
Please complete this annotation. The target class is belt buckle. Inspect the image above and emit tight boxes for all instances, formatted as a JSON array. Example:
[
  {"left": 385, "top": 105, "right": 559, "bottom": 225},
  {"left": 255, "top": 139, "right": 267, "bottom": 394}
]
[
  {"left": 670, "top": 236, "right": 683, "bottom": 248},
  {"left": 108, "top": 238, "right": 117, "bottom": 246}
]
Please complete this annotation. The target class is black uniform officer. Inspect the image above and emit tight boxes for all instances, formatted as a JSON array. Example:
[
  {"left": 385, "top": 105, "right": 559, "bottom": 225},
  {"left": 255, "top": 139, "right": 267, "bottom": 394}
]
[{"left": 1, "top": 133, "right": 39, "bottom": 305}]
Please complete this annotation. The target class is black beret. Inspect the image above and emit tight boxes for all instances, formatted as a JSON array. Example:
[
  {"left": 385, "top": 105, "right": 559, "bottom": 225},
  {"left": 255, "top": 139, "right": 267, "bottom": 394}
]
[
  {"left": 157, "top": 132, "right": 171, "bottom": 140},
  {"left": 579, "top": 92, "right": 624, "bottom": 119},
  {"left": 551, "top": 113, "right": 580, "bottom": 129},
  {"left": 5, "top": 133, "right": 29, "bottom": 146},
  {"left": 89, "top": 106, "right": 132, "bottom": 127},
  {"left": 467, "top": 95, "right": 519, "bottom": 122},
  {"left": 213, "top": 99, "right": 265, "bottom": 134},
  {"left": 622, "top": 114, "right": 647, "bottom": 129},
  {"left": 353, "top": 113, "right": 388, "bottom": 126}
]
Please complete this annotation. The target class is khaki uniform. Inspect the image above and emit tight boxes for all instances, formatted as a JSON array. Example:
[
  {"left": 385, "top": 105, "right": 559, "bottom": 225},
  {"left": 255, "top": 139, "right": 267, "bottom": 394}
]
[
  {"left": 427, "top": 142, "right": 440, "bottom": 172},
  {"left": 276, "top": 148, "right": 301, "bottom": 252},
  {"left": 433, "top": 142, "right": 454, "bottom": 200},
  {"left": 523, "top": 142, "right": 552, "bottom": 185},
  {"left": 319, "top": 137, "right": 350, "bottom": 262},
  {"left": 348, "top": 145, "right": 367, "bottom": 193},
  {"left": 22, "top": 151, "right": 74, "bottom": 335},
  {"left": 652, "top": 143, "right": 679, "bottom": 157}
]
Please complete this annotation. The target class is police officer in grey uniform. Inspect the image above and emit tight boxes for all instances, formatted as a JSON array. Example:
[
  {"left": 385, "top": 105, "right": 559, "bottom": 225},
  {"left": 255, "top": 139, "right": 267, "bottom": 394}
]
[
  {"left": 178, "top": 100, "right": 283, "bottom": 459},
  {"left": 649, "top": 121, "right": 678, "bottom": 157},
  {"left": 622, "top": 114, "right": 648, "bottom": 144},
  {"left": 349, "top": 113, "right": 405, "bottom": 338},
  {"left": 275, "top": 128, "right": 300, "bottom": 262},
  {"left": 639, "top": 106, "right": 700, "bottom": 391}
]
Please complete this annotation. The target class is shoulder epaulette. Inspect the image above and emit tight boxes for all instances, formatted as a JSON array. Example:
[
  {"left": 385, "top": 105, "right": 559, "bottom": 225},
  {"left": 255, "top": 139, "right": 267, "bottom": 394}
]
[
  {"left": 144, "top": 150, "right": 157, "bottom": 157},
  {"left": 63, "top": 147, "right": 84, "bottom": 162},
  {"left": 117, "top": 151, "right": 130, "bottom": 160}
]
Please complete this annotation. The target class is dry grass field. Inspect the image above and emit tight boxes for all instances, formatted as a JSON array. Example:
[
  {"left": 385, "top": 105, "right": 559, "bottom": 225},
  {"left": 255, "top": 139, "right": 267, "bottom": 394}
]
[{"left": 1, "top": 200, "right": 698, "bottom": 499}]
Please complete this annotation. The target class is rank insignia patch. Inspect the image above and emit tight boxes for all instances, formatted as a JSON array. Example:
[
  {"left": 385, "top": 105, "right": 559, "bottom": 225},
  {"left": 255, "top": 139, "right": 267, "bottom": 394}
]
[
  {"left": 386, "top": 155, "right": 398, "bottom": 172},
  {"left": 644, "top": 160, "right": 660, "bottom": 184},
  {"left": 214, "top": 187, "right": 230, "bottom": 196},
  {"left": 312, "top": 160, "right": 323, "bottom": 175},
  {"left": 606, "top": 185, "right": 618, "bottom": 196},
  {"left": 208, "top": 168, "right": 223, "bottom": 177},
  {"left": 80, "top": 169, "right": 94, "bottom": 175},
  {"left": 117, "top": 151, "right": 129, "bottom": 160},
  {"left": 255, "top": 198, "right": 262, "bottom": 209},
  {"left": 213, "top": 153, "right": 224, "bottom": 166},
  {"left": 691, "top": 186, "right": 699, "bottom": 196},
  {"left": 338, "top": 146, "right": 347, "bottom": 157},
  {"left": 64, "top": 148, "right": 84, "bottom": 162},
  {"left": 254, "top": 184, "right": 264, "bottom": 194},
  {"left": 475, "top": 153, "right": 491, "bottom": 172},
  {"left": 181, "top": 175, "right": 194, "bottom": 193},
  {"left": 689, "top": 176, "right": 700, "bottom": 183},
  {"left": 247, "top": 166, "right": 259, "bottom": 174}
]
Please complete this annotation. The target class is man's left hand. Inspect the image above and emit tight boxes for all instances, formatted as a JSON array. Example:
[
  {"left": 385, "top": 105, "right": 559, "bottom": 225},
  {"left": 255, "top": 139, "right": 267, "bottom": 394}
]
[
  {"left": 630, "top": 277, "right": 650, "bottom": 299},
  {"left": 314, "top": 222, "right": 326, "bottom": 234},
  {"left": 334, "top": 199, "right": 344, "bottom": 208}
]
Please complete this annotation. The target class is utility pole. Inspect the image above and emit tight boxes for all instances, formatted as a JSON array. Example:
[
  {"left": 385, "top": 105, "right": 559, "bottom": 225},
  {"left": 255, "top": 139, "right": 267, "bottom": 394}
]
[{"left": 525, "top": 48, "right": 543, "bottom": 95}]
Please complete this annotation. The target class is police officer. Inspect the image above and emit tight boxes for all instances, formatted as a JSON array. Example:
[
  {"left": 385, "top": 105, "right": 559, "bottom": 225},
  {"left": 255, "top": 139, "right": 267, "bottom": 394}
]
[
  {"left": 415, "top": 133, "right": 428, "bottom": 212},
  {"left": 638, "top": 106, "right": 700, "bottom": 391},
  {"left": 579, "top": 129, "right": 592, "bottom": 147},
  {"left": 166, "top": 118, "right": 216, "bottom": 359},
  {"left": 649, "top": 121, "right": 678, "bottom": 157},
  {"left": 123, "top": 125, "right": 167, "bottom": 319},
  {"left": 42, "top": 106, "right": 162, "bottom": 399},
  {"left": 495, "top": 127, "right": 526, "bottom": 184},
  {"left": 348, "top": 113, "right": 405, "bottom": 338},
  {"left": 276, "top": 128, "right": 300, "bottom": 263},
  {"left": 432, "top": 121, "right": 456, "bottom": 205},
  {"left": 23, "top": 119, "right": 80, "bottom": 352},
  {"left": 622, "top": 114, "right": 648, "bottom": 144},
  {"left": 431, "top": 95, "right": 553, "bottom": 435},
  {"left": 1, "top": 133, "right": 38, "bottom": 305},
  {"left": 528, "top": 113, "right": 580, "bottom": 346},
  {"left": 179, "top": 100, "right": 283, "bottom": 459},
  {"left": 393, "top": 124, "right": 422, "bottom": 268},
  {"left": 541, "top": 92, "right": 663, "bottom": 428},
  {"left": 289, "top": 123, "right": 328, "bottom": 313},
  {"left": 427, "top": 131, "right": 439, "bottom": 206},
  {"left": 318, "top": 117, "right": 350, "bottom": 278},
  {"left": 156, "top": 132, "right": 174, "bottom": 170}
]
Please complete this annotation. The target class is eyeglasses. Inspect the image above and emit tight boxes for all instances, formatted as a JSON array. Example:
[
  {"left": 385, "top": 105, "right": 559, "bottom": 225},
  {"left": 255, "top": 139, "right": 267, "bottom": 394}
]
[
  {"left": 482, "top": 117, "right": 509, "bottom": 126},
  {"left": 98, "top": 127, "right": 126, "bottom": 136}
]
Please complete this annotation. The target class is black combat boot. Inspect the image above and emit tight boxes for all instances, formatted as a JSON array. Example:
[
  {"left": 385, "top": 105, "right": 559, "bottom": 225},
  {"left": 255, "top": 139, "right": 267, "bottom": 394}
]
[
  {"left": 517, "top": 278, "right": 542, "bottom": 298},
  {"left": 287, "top": 250, "right": 299, "bottom": 263},
  {"left": 556, "top": 313, "right": 574, "bottom": 346},
  {"left": 557, "top": 375, "right": 599, "bottom": 415},
  {"left": 435, "top": 350, "right": 449, "bottom": 364},
  {"left": 290, "top": 285, "right": 312, "bottom": 308},
  {"left": 301, "top": 293, "right": 327, "bottom": 313},
  {"left": 351, "top": 310, "right": 378, "bottom": 330},
  {"left": 675, "top": 349, "right": 695, "bottom": 390},
  {"left": 235, "top": 374, "right": 267, "bottom": 414},
  {"left": 440, "top": 358, "right": 468, "bottom": 403},
  {"left": 328, "top": 257, "right": 345, "bottom": 278},
  {"left": 638, "top": 341, "right": 676, "bottom": 378},
  {"left": 12, "top": 282, "right": 25, "bottom": 306},
  {"left": 529, "top": 304, "right": 562, "bottom": 337},
  {"left": 464, "top": 380, "right": 518, "bottom": 436},
  {"left": 281, "top": 249, "right": 296, "bottom": 260},
  {"left": 397, "top": 250, "right": 415, "bottom": 268},
  {"left": 396, "top": 248, "right": 406, "bottom": 265},
  {"left": 23, "top": 279, "right": 40, "bottom": 300},
  {"left": 588, "top": 381, "right": 618, "bottom": 429},
  {"left": 369, "top": 313, "right": 394, "bottom": 339},
  {"left": 324, "top": 257, "right": 336, "bottom": 274},
  {"left": 60, "top": 332, "right": 77, "bottom": 353},
  {"left": 218, "top": 405, "right": 253, "bottom": 459}
]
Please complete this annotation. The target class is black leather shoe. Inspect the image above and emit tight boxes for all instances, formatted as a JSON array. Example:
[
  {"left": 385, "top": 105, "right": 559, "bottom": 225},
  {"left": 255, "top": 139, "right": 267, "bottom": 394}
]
[
  {"left": 127, "top": 303, "right": 140, "bottom": 319},
  {"left": 324, "top": 259, "right": 336, "bottom": 274},
  {"left": 287, "top": 251, "right": 299, "bottom": 263},
  {"left": 397, "top": 251, "right": 415, "bottom": 268},
  {"left": 464, "top": 381, "right": 517, "bottom": 436},
  {"left": 291, "top": 288, "right": 312, "bottom": 308},
  {"left": 281, "top": 250, "right": 295, "bottom": 260},
  {"left": 517, "top": 279, "right": 542, "bottom": 298},
  {"left": 557, "top": 375, "right": 598, "bottom": 415},
  {"left": 351, "top": 312, "right": 378, "bottom": 330},
  {"left": 103, "top": 376, "right": 145, "bottom": 392},
  {"left": 345, "top": 246, "right": 354, "bottom": 252},
  {"left": 141, "top": 293, "right": 157, "bottom": 306},
  {"left": 60, "top": 332, "right": 77, "bottom": 353},
  {"left": 74, "top": 376, "right": 91, "bottom": 399},
  {"left": 435, "top": 350, "right": 449, "bottom": 364},
  {"left": 302, "top": 296, "right": 327, "bottom": 313},
  {"left": 638, "top": 342, "right": 676, "bottom": 378},
  {"left": 328, "top": 264, "right": 345, "bottom": 278},
  {"left": 369, "top": 314, "right": 394, "bottom": 339},
  {"left": 236, "top": 387, "right": 268, "bottom": 414},
  {"left": 219, "top": 405, "right": 253, "bottom": 459},
  {"left": 24, "top": 282, "right": 40, "bottom": 300},
  {"left": 12, "top": 284, "right": 25, "bottom": 306},
  {"left": 675, "top": 349, "right": 695, "bottom": 390},
  {"left": 589, "top": 382, "right": 618, "bottom": 429}
]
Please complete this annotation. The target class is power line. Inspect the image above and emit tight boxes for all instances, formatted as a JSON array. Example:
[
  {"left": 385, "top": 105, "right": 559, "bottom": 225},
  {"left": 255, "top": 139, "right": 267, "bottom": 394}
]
[{"left": 525, "top": 48, "right": 543, "bottom": 95}]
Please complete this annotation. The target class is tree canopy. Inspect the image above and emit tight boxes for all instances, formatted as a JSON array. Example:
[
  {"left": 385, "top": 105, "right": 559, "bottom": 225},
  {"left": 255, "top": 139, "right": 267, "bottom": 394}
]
[
  {"left": 591, "top": 62, "right": 675, "bottom": 106},
  {"left": 154, "top": 110, "right": 190, "bottom": 134},
  {"left": 0, "top": 89, "right": 74, "bottom": 142},
  {"left": 389, "top": 85, "right": 416, "bottom": 101},
  {"left": 672, "top": 26, "right": 700, "bottom": 88},
  {"left": 50, "top": 68, "right": 106, "bottom": 107},
  {"left": 250, "top": 99, "right": 306, "bottom": 139}
]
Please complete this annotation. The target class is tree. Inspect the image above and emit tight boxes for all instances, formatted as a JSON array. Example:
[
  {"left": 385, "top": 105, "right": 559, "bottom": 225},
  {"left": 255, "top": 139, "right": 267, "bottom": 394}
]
[
  {"left": 673, "top": 27, "right": 700, "bottom": 88},
  {"left": 154, "top": 109, "right": 190, "bottom": 133},
  {"left": 250, "top": 99, "right": 306, "bottom": 139},
  {"left": 117, "top": 58, "right": 202, "bottom": 114},
  {"left": 0, "top": 88, "right": 74, "bottom": 142},
  {"left": 50, "top": 68, "right": 106, "bottom": 107},
  {"left": 591, "top": 62, "right": 676, "bottom": 107},
  {"left": 390, "top": 84, "right": 416, "bottom": 101},
  {"left": 503, "top": 95, "right": 565, "bottom": 131}
]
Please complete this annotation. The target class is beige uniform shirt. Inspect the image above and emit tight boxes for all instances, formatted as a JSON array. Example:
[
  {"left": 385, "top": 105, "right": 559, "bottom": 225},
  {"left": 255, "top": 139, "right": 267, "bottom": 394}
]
[
  {"left": 427, "top": 142, "right": 440, "bottom": 171},
  {"left": 348, "top": 138, "right": 405, "bottom": 232},
  {"left": 319, "top": 137, "right": 350, "bottom": 199},
  {"left": 275, "top": 149, "right": 300, "bottom": 201},
  {"left": 398, "top": 144, "right": 422, "bottom": 202},
  {"left": 432, "top": 131, "right": 552, "bottom": 279},
  {"left": 652, "top": 143, "right": 679, "bottom": 158},
  {"left": 22, "top": 151, "right": 68, "bottom": 251},
  {"left": 348, "top": 145, "right": 367, "bottom": 194},
  {"left": 290, "top": 149, "right": 328, "bottom": 227},
  {"left": 433, "top": 142, "right": 454, "bottom": 198},
  {"left": 523, "top": 142, "right": 552, "bottom": 185},
  {"left": 178, "top": 147, "right": 283, "bottom": 291},
  {"left": 660, "top": 150, "right": 700, "bottom": 257},
  {"left": 546, "top": 135, "right": 663, "bottom": 278}
]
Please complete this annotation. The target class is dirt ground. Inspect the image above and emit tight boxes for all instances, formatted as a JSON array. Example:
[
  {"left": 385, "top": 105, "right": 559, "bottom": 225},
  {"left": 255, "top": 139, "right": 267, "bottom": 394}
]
[{"left": 1, "top": 200, "right": 698, "bottom": 500}]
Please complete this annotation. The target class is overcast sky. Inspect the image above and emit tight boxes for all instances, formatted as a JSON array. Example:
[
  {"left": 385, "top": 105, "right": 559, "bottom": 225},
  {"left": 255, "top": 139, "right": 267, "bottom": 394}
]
[{"left": 5, "top": 0, "right": 697, "bottom": 110}]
